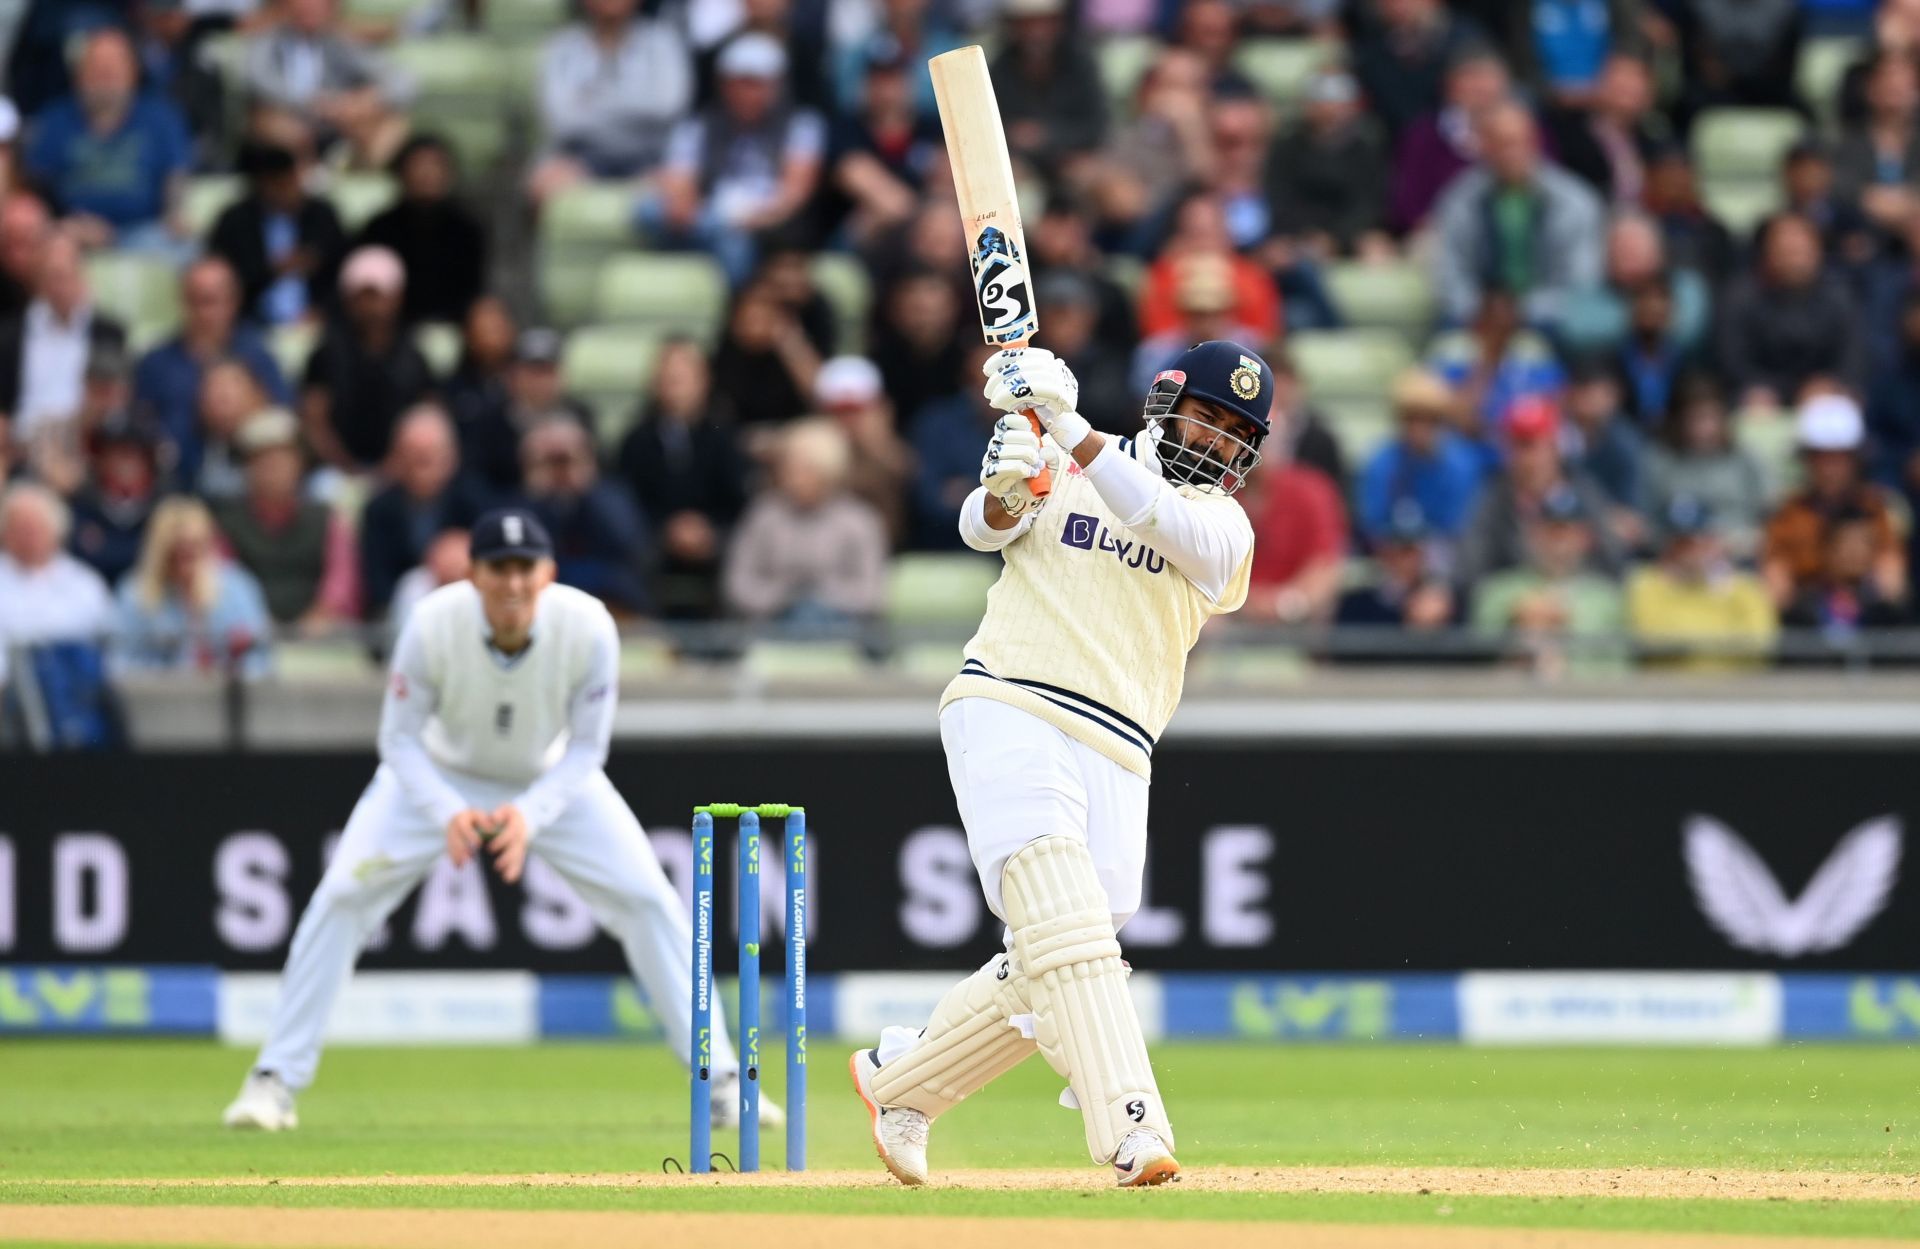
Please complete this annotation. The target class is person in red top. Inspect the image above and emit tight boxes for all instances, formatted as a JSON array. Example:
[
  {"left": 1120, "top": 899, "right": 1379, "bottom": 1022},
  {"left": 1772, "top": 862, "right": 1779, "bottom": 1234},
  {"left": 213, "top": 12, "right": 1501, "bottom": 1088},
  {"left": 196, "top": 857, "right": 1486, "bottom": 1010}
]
[
  {"left": 1242, "top": 450, "right": 1346, "bottom": 624},
  {"left": 1136, "top": 189, "right": 1282, "bottom": 341}
]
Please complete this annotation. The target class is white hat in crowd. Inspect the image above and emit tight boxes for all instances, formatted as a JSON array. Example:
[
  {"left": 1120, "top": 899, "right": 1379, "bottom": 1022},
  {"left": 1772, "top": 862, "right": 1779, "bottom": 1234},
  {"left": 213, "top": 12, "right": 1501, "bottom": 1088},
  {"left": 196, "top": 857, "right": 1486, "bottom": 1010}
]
[
  {"left": 1795, "top": 394, "right": 1865, "bottom": 452},
  {"left": 718, "top": 32, "right": 787, "bottom": 80},
  {"left": 814, "top": 356, "right": 884, "bottom": 409}
]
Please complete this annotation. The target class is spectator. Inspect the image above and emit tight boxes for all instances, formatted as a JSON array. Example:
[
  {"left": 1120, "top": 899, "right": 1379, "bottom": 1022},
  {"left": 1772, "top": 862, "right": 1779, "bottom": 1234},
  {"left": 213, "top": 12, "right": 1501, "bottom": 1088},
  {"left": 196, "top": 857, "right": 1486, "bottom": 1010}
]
[
  {"left": 0, "top": 480, "right": 114, "bottom": 691},
  {"left": 1241, "top": 447, "right": 1347, "bottom": 626},
  {"left": 111, "top": 495, "right": 273, "bottom": 679},
  {"left": 617, "top": 337, "right": 748, "bottom": 619},
  {"left": 1672, "top": 0, "right": 1803, "bottom": 121},
  {"left": 1641, "top": 144, "right": 1737, "bottom": 287},
  {"left": 909, "top": 343, "right": 1000, "bottom": 551},
  {"left": 208, "top": 141, "right": 349, "bottom": 328},
  {"left": 1172, "top": 0, "right": 1257, "bottom": 94},
  {"left": 1869, "top": 290, "right": 1920, "bottom": 505},
  {"left": 1835, "top": 51, "right": 1920, "bottom": 243},
  {"left": 1615, "top": 278, "right": 1702, "bottom": 427},
  {"left": 1205, "top": 91, "right": 1278, "bottom": 253},
  {"left": 519, "top": 416, "right": 650, "bottom": 614},
  {"left": 1032, "top": 271, "right": 1134, "bottom": 437},
  {"left": 812, "top": 355, "right": 912, "bottom": 545},
  {"left": 1867, "top": 213, "right": 1920, "bottom": 372},
  {"left": 831, "top": 0, "right": 962, "bottom": 119},
  {"left": 828, "top": 50, "right": 942, "bottom": 247},
  {"left": 1779, "top": 140, "right": 1878, "bottom": 272},
  {"left": 756, "top": 241, "right": 838, "bottom": 357},
  {"left": 1351, "top": 0, "right": 1486, "bottom": 141},
  {"left": 723, "top": 416, "right": 887, "bottom": 626},
  {"left": 0, "top": 194, "right": 47, "bottom": 320},
  {"left": 1428, "top": 288, "right": 1565, "bottom": 434},
  {"left": 529, "top": 0, "right": 692, "bottom": 205},
  {"left": 1780, "top": 508, "right": 1911, "bottom": 643},
  {"left": 989, "top": 0, "right": 1108, "bottom": 165},
  {"left": 1763, "top": 395, "right": 1907, "bottom": 609},
  {"left": 0, "top": 230, "right": 127, "bottom": 445},
  {"left": 442, "top": 295, "right": 516, "bottom": 455},
  {"left": 1092, "top": 48, "right": 1215, "bottom": 243},
  {"left": 693, "top": 0, "right": 831, "bottom": 114},
  {"left": 713, "top": 275, "right": 822, "bottom": 436},
  {"left": 388, "top": 526, "right": 471, "bottom": 630},
  {"left": 1265, "top": 68, "right": 1391, "bottom": 258},
  {"left": 19, "top": 338, "right": 134, "bottom": 500},
  {"left": 66, "top": 418, "right": 164, "bottom": 587},
  {"left": 211, "top": 408, "right": 358, "bottom": 629},
  {"left": 1266, "top": 350, "right": 1347, "bottom": 494},
  {"left": 459, "top": 327, "right": 596, "bottom": 498},
  {"left": 1336, "top": 500, "right": 1458, "bottom": 633},
  {"left": 1643, "top": 373, "right": 1770, "bottom": 562},
  {"left": 1358, "top": 368, "right": 1486, "bottom": 542},
  {"left": 1543, "top": 51, "right": 1668, "bottom": 205},
  {"left": 1628, "top": 496, "right": 1777, "bottom": 671},
  {"left": 132, "top": 256, "right": 290, "bottom": 484},
  {"left": 1138, "top": 190, "right": 1282, "bottom": 343},
  {"left": 301, "top": 245, "right": 435, "bottom": 473},
  {"left": 1561, "top": 212, "right": 1711, "bottom": 356},
  {"left": 193, "top": 360, "right": 274, "bottom": 503},
  {"left": 358, "top": 404, "right": 480, "bottom": 619},
  {"left": 23, "top": 27, "right": 192, "bottom": 256},
  {"left": 356, "top": 134, "right": 486, "bottom": 326},
  {"left": 1133, "top": 252, "right": 1269, "bottom": 395},
  {"left": 1561, "top": 355, "right": 1647, "bottom": 524},
  {"left": 649, "top": 33, "right": 826, "bottom": 287},
  {"left": 1030, "top": 192, "right": 1137, "bottom": 358},
  {"left": 1459, "top": 395, "right": 1626, "bottom": 582},
  {"left": 1432, "top": 101, "right": 1606, "bottom": 326},
  {"left": 1715, "top": 214, "right": 1865, "bottom": 410},
  {"left": 1390, "top": 43, "right": 1513, "bottom": 235},
  {"left": 1470, "top": 485, "right": 1625, "bottom": 678},
  {"left": 244, "top": 0, "right": 411, "bottom": 168}
]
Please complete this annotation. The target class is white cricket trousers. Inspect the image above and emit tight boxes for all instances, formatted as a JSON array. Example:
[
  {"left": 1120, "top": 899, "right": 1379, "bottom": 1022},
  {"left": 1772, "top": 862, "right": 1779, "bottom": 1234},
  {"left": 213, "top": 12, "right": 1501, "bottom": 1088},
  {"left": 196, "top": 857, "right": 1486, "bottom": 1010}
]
[{"left": 256, "top": 763, "right": 735, "bottom": 1090}]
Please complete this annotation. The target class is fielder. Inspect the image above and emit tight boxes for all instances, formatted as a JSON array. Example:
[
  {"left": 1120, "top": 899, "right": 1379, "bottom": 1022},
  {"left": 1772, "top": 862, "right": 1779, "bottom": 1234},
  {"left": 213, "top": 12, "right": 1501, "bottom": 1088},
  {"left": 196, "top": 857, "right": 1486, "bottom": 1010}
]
[
  {"left": 849, "top": 340, "right": 1270, "bottom": 1187},
  {"left": 224, "top": 509, "right": 773, "bottom": 1131}
]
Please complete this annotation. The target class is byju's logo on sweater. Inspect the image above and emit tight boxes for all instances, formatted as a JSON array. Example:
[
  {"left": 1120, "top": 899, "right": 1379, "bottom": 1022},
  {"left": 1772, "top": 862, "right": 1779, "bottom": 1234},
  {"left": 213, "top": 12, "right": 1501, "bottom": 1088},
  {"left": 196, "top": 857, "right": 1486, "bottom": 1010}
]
[{"left": 1059, "top": 512, "right": 1167, "bottom": 573}]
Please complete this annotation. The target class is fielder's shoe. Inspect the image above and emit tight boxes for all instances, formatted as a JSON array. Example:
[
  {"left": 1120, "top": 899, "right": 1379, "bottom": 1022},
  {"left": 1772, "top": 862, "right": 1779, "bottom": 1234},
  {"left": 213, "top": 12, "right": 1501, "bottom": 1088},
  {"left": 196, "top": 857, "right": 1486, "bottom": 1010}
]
[
  {"left": 849, "top": 1049, "right": 930, "bottom": 1186},
  {"left": 1111, "top": 1128, "right": 1179, "bottom": 1187},
  {"left": 709, "top": 1070, "right": 787, "bottom": 1130},
  {"left": 222, "top": 1069, "right": 298, "bottom": 1131}
]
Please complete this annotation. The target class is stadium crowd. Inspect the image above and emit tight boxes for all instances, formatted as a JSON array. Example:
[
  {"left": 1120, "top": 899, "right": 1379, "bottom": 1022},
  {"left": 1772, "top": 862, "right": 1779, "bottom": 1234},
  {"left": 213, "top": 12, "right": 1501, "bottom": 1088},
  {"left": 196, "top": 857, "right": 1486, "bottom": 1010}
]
[{"left": 0, "top": 0, "right": 1916, "bottom": 703}]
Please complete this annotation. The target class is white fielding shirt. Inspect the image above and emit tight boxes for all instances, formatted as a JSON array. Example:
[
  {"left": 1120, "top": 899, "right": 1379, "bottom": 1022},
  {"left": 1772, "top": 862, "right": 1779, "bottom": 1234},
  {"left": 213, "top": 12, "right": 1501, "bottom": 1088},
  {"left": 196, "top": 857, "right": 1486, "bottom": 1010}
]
[{"left": 378, "top": 581, "right": 620, "bottom": 833}]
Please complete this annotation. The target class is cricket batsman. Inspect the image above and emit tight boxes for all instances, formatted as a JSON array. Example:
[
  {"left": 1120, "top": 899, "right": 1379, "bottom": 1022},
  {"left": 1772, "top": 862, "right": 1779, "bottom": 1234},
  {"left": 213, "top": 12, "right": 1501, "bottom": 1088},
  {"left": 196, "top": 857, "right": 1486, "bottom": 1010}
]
[
  {"left": 224, "top": 509, "right": 775, "bottom": 1132},
  {"left": 849, "top": 340, "right": 1271, "bottom": 1187}
]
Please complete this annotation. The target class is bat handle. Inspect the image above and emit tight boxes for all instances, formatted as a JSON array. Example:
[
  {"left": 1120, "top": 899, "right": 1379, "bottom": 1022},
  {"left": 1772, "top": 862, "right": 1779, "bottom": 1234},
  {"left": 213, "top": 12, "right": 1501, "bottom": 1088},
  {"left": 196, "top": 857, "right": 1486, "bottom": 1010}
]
[{"left": 1021, "top": 407, "right": 1053, "bottom": 497}]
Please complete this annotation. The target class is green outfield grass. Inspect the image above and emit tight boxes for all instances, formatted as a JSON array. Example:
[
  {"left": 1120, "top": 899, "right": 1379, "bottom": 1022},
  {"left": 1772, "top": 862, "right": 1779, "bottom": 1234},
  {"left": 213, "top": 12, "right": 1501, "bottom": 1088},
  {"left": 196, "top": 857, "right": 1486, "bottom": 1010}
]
[{"left": 0, "top": 1040, "right": 1916, "bottom": 1240}]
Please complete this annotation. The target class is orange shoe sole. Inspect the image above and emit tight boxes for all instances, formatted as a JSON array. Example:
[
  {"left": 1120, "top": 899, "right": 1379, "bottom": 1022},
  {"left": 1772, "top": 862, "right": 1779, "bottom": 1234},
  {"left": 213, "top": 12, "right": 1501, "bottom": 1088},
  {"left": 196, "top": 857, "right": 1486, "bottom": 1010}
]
[
  {"left": 1116, "top": 1155, "right": 1181, "bottom": 1187},
  {"left": 847, "top": 1050, "right": 926, "bottom": 1187}
]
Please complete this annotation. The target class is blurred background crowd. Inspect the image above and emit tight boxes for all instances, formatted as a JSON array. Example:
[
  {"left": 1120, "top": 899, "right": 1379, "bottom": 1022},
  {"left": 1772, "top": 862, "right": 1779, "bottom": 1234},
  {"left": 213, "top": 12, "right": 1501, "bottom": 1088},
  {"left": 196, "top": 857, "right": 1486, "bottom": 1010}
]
[{"left": 0, "top": 0, "right": 1917, "bottom": 711}]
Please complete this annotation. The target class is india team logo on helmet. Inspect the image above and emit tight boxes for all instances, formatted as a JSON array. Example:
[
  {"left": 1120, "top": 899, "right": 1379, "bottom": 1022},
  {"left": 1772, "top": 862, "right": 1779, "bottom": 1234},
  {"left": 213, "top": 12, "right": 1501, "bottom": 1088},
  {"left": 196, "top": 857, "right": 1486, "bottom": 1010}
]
[{"left": 1229, "top": 363, "right": 1262, "bottom": 402}]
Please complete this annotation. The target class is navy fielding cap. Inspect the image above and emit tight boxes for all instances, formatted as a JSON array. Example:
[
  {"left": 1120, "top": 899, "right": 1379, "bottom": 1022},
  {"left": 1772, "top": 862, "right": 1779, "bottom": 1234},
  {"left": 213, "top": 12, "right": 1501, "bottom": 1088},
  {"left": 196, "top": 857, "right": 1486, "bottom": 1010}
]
[
  {"left": 1156, "top": 340, "right": 1275, "bottom": 435},
  {"left": 470, "top": 508, "right": 553, "bottom": 563}
]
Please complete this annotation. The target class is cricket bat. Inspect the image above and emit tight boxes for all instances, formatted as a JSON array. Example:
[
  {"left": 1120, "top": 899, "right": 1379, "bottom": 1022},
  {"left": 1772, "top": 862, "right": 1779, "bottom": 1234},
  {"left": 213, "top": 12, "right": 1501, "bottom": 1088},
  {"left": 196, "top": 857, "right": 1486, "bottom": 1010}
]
[{"left": 929, "top": 45, "right": 1052, "bottom": 498}]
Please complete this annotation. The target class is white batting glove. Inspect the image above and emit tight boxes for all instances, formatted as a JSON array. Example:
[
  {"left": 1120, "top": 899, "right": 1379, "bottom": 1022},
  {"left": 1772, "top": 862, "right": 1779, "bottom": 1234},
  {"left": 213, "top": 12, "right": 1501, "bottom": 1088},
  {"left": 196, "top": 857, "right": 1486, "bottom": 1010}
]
[
  {"left": 982, "top": 348, "right": 1092, "bottom": 451},
  {"left": 980, "top": 413, "right": 1055, "bottom": 514}
]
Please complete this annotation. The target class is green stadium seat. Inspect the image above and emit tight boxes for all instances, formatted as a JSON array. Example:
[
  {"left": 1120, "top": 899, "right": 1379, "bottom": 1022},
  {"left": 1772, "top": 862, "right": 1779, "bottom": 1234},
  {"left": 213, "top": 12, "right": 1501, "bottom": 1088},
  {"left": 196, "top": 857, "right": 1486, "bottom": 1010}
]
[
  {"left": 1701, "top": 180, "right": 1780, "bottom": 238},
  {"left": 1798, "top": 37, "right": 1863, "bottom": 127},
  {"left": 890, "top": 641, "right": 967, "bottom": 681},
  {"left": 86, "top": 252, "right": 180, "bottom": 339},
  {"left": 387, "top": 38, "right": 514, "bottom": 172},
  {"left": 274, "top": 641, "right": 375, "bottom": 682},
  {"left": 1692, "top": 108, "right": 1805, "bottom": 183},
  {"left": 885, "top": 553, "right": 1000, "bottom": 626},
  {"left": 1190, "top": 645, "right": 1307, "bottom": 685},
  {"left": 330, "top": 173, "right": 397, "bottom": 232},
  {"left": 561, "top": 325, "right": 659, "bottom": 430},
  {"left": 1325, "top": 261, "right": 1436, "bottom": 341},
  {"left": 1104, "top": 254, "right": 1145, "bottom": 300},
  {"left": 269, "top": 322, "right": 319, "bottom": 382},
  {"left": 618, "top": 636, "right": 676, "bottom": 679},
  {"left": 810, "top": 253, "right": 870, "bottom": 354},
  {"left": 1098, "top": 36, "right": 1160, "bottom": 110},
  {"left": 742, "top": 640, "right": 869, "bottom": 681},
  {"left": 488, "top": 0, "right": 568, "bottom": 36},
  {"left": 539, "top": 184, "right": 638, "bottom": 325},
  {"left": 1231, "top": 39, "right": 1341, "bottom": 107},
  {"left": 182, "top": 174, "right": 243, "bottom": 237},
  {"left": 1288, "top": 329, "right": 1414, "bottom": 400},
  {"left": 344, "top": 0, "right": 417, "bottom": 19},
  {"left": 413, "top": 322, "right": 461, "bottom": 376},
  {"left": 595, "top": 252, "right": 728, "bottom": 338},
  {"left": 1328, "top": 401, "right": 1396, "bottom": 462}
]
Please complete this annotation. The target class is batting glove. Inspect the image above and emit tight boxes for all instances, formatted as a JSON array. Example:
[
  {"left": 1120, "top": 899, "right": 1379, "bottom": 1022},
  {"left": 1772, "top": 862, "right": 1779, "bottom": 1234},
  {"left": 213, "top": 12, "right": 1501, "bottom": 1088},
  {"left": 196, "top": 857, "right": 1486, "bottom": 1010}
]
[
  {"left": 982, "top": 348, "right": 1091, "bottom": 451},
  {"left": 980, "top": 413, "right": 1056, "bottom": 514}
]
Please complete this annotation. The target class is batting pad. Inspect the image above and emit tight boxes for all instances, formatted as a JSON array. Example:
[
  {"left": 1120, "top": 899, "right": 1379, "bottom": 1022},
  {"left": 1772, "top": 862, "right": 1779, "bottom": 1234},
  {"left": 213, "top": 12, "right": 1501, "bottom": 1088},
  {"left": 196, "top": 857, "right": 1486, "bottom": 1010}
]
[
  {"left": 1001, "top": 836, "right": 1174, "bottom": 1162},
  {"left": 870, "top": 953, "right": 1038, "bottom": 1118}
]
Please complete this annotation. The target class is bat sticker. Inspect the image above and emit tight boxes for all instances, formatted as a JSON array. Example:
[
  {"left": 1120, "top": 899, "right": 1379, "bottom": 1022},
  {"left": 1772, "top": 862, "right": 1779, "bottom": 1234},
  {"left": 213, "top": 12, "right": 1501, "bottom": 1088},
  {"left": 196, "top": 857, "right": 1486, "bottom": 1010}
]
[{"left": 969, "top": 226, "right": 1037, "bottom": 343}]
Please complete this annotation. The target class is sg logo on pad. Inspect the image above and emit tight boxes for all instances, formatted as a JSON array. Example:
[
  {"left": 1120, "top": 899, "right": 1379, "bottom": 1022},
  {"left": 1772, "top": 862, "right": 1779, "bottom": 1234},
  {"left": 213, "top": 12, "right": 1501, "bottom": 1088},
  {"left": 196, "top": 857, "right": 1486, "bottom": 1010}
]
[{"left": 1061, "top": 513, "right": 1099, "bottom": 550}]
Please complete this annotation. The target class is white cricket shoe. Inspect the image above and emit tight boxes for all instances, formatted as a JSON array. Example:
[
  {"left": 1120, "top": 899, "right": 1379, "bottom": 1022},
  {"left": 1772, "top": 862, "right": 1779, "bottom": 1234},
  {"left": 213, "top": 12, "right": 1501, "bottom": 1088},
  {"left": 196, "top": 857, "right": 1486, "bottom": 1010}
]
[
  {"left": 710, "top": 1070, "right": 786, "bottom": 1130},
  {"left": 849, "top": 1049, "right": 930, "bottom": 1187},
  {"left": 1111, "top": 1128, "right": 1179, "bottom": 1187},
  {"left": 222, "top": 1069, "right": 298, "bottom": 1131}
]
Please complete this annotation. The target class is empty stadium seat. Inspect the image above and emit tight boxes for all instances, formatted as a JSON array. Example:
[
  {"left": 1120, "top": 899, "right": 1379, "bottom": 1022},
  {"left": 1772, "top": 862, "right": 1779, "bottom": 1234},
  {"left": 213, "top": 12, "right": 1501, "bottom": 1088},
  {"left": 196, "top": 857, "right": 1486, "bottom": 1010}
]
[
  {"left": 413, "top": 322, "right": 462, "bottom": 376},
  {"left": 274, "top": 641, "right": 376, "bottom": 682},
  {"left": 539, "top": 184, "right": 638, "bottom": 324},
  {"left": 561, "top": 325, "right": 660, "bottom": 432},
  {"left": 1701, "top": 180, "right": 1780, "bottom": 238},
  {"left": 269, "top": 322, "right": 320, "bottom": 382},
  {"left": 595, "top": 253, "right": 728, "bottom": 339},
  {"left": 181, "top": 174, "right": 243, "bottom": 237},
  {"left": 330, "top": 173, "right": 398, "bottom": 232},
  {"left": 1692, "top": 108, "right": 1805, "bottom": 183},
  {"left": 1798, "top": 37, "right": 1863, "bottom": 127},
  {"left": 1098, "top": 35, "right": 1160, "bottom": 110},
  {"left": 344, "top": 0, "right": 418, "bottom": 19},
  {"left": 885, "top": 554, "right": 1000, "bottom": 626},
  {"left": 810, "top": 253, "right": 871, "bottom": 354},
  {"left": 1288, "top": 329, "right": 1414, "bottom": 399},
  {"left": 1190, "top": 645, "right": 1307, "bottom": 685},
  {"left": 86, "top": 252, "right": 180, "bottom": 339},
  {"left": 1104, "top": 255, "right": 1145, "bottom": 299},
  {"left": 890, "top": 641, "right": 967, "bottom": 681},
  {"left": 485, "top": 0, "right": 567, "bottom": 36},
  {"left": 1324, "top": 261, "right": 1436, "bottom": 341},
  {"left": 741, "top": 640, "right": 869, "bottom": 680},
  {"left": 1232, "top": 39, "right": 1342, "bottom": 107},
  {"left": 386, "top": 38, "right": 514, "bottom": 171}
]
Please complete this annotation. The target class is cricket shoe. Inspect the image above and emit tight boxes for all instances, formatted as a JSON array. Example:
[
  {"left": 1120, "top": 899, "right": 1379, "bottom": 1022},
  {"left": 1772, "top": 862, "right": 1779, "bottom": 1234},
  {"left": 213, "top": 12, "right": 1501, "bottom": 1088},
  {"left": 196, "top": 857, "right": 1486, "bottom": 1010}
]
[
  {"left": 710, "top": 1070, "right": 786, "bottom": 1129},
  {"left": 848, "top": 1049, "right": 930, "bottom": 1186},
  {"left": 222, "top": 1069, "right": 298, "bottom": 1131},
  {"left": 1111, "top": 1129, "right": 1179, "bottom": 1187}
]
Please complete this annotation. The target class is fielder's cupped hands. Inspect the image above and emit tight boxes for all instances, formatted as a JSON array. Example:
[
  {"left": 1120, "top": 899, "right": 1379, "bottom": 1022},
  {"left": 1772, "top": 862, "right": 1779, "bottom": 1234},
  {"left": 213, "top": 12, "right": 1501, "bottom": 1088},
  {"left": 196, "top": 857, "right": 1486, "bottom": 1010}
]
[
  {"left": 484, "top": 804, "right": 531, "bottom": 883},
  {"left": 444, "top": 809, "right": 492, "bottom": 869}
]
